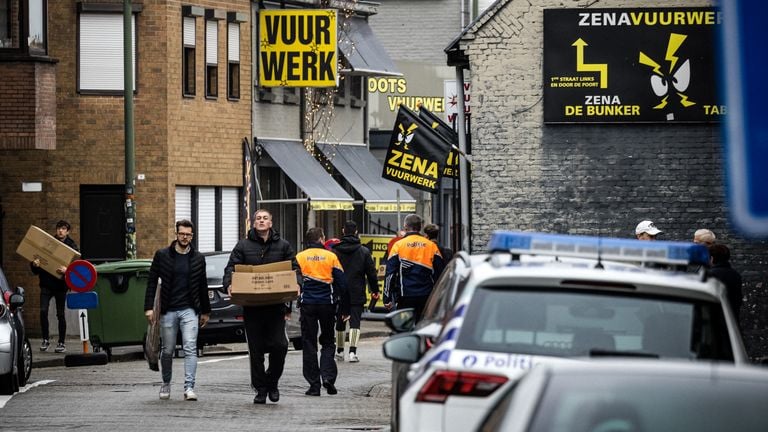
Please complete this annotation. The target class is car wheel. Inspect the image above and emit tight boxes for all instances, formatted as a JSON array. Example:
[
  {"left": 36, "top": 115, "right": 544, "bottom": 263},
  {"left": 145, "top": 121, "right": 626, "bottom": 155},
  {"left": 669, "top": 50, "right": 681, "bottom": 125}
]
[
  {"left": 18, "top": 337, "right": 32, "bottom": 387},
  {"left": 291, "top": 337, "right": 302, "bottom": 350}
]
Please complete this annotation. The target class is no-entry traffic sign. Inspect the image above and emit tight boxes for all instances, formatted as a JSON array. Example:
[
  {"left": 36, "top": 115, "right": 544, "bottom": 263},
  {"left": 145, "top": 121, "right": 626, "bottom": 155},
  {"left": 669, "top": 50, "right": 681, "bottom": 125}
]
[{"left": 65, "top": 260, "right": 98, "bottom": 292}]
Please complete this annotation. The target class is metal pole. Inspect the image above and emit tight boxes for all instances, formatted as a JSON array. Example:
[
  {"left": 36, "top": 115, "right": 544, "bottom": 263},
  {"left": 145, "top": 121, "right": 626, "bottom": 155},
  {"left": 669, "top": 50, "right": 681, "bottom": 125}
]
[
  {"left": 396, "top": 189, "right": 401, "bottom": 232},
  {"left": 455, "top": 67, "right": 470, "bottom": 252},
  {"left": 124, "top": 0, "right": 136, "bottom": 259}
]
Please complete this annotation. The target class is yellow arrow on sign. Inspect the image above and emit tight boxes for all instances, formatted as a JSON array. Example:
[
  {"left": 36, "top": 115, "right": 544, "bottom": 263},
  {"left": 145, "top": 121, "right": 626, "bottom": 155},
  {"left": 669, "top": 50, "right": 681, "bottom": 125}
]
[{"left": 572, "top": 38, "right": 608, "bottom": 89}]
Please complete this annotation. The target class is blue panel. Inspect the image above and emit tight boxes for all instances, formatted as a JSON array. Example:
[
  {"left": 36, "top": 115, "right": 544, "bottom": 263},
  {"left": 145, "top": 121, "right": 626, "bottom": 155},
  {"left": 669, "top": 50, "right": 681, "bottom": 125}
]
[
  {"left": 66, "top": 292, "right": 99, "bottom": 309},
  {"left": 719, "top": 0, "right": 768, "bottom": 237}
]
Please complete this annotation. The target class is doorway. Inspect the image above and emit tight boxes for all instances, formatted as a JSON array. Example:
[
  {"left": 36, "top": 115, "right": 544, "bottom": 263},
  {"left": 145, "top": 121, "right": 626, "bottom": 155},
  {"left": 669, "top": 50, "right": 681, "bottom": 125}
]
[{"left": 80, "top": 185, "right": 125, "bottom": 263}]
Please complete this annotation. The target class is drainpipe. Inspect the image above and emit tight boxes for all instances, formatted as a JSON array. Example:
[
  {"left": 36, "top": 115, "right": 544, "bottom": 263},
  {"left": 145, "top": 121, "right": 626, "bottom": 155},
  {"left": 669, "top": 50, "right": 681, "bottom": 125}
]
[
  {"left": 455, "top": 67, "right": 470, "bottom": 252},
  {"left": 124, "top": 0, "right": 136, "bottom": 259}
]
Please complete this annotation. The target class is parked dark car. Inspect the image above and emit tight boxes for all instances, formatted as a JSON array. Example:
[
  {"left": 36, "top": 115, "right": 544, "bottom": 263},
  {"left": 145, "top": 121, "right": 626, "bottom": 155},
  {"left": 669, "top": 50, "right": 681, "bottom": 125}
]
[
  {"left": 201, "top": 252, "right": 301, "bottom": 350},
  {"left": 0, "top": 266, "right": 31, "bottom": 394}
]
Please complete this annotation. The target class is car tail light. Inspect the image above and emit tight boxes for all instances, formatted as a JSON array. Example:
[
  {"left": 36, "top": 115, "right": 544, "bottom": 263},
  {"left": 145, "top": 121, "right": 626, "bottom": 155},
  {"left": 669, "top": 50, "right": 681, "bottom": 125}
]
[
  {"left": 416, "top": 370, "right": 508, "bottom": 403},
  {"left": 236, "top": 315, "right": 244, "bottom": 321}
]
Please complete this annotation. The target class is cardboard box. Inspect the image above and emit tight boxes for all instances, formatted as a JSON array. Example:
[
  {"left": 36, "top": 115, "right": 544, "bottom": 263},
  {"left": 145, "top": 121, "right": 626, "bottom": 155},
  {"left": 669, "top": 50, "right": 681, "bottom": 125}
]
[
  {"left": 16, "top": 225, "right": 81, "bottom": 279},
  {"left": 230, "top": 260, "right": 298, "bottom": 306}
]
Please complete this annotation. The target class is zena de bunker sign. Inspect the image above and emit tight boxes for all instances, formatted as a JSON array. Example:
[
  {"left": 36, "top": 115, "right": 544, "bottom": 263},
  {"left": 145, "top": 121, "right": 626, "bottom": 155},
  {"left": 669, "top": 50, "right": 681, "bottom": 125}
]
[{"left": 258, "top": 9, "right": 338, "bottom": 88}]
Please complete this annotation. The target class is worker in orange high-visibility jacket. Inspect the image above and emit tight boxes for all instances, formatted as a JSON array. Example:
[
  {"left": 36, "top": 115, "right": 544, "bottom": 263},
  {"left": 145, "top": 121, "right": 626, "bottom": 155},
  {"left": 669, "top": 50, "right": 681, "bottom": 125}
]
[
  {"left": 384, "top": 214, "right": 445, "bottom": 323},
  {"left": 296, "top": 227, "right": 349, "bottom": 397}
]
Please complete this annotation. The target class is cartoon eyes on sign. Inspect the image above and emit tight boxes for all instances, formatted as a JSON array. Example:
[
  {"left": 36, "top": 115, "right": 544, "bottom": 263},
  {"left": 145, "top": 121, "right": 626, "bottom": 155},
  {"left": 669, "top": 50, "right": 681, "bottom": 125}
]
[
  {"left": 396, "top": 122, "right": 418, "bottom": 150},
  {"left": 639, "top": 33, "right": 696, "bottom": 120}
]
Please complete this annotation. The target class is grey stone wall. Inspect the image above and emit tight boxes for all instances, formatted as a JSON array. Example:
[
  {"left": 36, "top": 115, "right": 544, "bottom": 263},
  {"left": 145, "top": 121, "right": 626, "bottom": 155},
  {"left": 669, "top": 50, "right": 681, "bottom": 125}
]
[{"left": 463, "top": 0, "right": 768, "bottom": 359}]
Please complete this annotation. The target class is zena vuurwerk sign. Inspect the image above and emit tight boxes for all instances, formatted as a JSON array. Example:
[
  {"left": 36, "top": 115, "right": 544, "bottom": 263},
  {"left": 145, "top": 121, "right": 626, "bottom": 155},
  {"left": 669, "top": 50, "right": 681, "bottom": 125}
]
[
  {"left": 258, "top": 9, "right": 338, "bottom": 87},
  {"left": 543, "top": 7, "right": 723, "bottom": 123}
]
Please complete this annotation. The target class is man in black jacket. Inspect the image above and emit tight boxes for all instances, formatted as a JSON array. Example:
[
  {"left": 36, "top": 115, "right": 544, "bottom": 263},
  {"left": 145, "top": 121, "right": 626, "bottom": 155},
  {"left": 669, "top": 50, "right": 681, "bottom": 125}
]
[
  {"left": 708, "top": 244, "right": 743, "bottom": 324},
  {"left": 332, "top": 221, "right": 379, "bottom": 363},
  {"left": 223, "top": 209, "right": 299, "bottom": 405},
  {"left": 144, "top": 219, "right": 210, "bottom": 401},
  {"left": 31, "top": 219, "right": 79, "bottom": 353}
]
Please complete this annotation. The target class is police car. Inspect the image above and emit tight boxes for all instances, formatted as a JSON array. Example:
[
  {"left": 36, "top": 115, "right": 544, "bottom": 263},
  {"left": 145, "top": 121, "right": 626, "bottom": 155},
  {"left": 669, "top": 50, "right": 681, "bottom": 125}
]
[{"left": 382, "top": 231, "right": 748, "bottom": 432}]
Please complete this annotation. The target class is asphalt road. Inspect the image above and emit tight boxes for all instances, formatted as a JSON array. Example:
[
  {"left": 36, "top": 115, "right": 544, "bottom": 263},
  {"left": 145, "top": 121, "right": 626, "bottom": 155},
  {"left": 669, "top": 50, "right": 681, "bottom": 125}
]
[{"left": 1, "top": 335, "right": 393, "bottom": 431}]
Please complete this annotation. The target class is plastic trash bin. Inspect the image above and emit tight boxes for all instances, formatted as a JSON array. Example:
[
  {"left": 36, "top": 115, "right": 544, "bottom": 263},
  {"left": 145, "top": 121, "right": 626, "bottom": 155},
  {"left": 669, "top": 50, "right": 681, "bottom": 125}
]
[{"left": 88, "top": 259, "right": 152, "bottom": 358}]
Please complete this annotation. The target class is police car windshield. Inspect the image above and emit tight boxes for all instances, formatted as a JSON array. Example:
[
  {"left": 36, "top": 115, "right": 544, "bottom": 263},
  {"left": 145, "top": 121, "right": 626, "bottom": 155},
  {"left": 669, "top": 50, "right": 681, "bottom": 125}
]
[{"left": 456, "top": 287, "right": 734, "bottom": 361}]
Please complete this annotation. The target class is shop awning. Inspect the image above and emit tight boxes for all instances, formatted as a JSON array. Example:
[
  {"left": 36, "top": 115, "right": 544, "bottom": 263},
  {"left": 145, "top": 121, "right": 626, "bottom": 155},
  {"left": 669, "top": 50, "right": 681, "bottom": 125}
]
[
  {"left": 260, "top": 139, "right": 354, "bottom": 211},
  {"left": 317, "top": 143, "right": 416, "bottom": 213},
  {"left": 339, "top": 16, "right": 402, "bottom": 77}
]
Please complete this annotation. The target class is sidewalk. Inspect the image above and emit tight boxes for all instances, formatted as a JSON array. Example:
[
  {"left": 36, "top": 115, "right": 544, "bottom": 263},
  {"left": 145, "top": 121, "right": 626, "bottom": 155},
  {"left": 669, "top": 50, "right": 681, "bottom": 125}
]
[{"left": 31, "top": 319, "right": 391, "bottom": 368}]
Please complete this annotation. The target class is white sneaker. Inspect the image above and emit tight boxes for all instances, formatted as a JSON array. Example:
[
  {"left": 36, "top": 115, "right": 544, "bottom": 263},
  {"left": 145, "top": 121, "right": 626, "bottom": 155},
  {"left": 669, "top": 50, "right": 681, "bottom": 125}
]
[
  {"left": 184, "top": 388, "right": 198, "bottom": 401},
  {"left": 348, "top": 352, "right": 359, "bottom": 363},
  {"left": 335, "top": 352, "right": 344, "bottom": 362},
  {"left": 159, "top": 383, "right": 171, "bottom": 400}
]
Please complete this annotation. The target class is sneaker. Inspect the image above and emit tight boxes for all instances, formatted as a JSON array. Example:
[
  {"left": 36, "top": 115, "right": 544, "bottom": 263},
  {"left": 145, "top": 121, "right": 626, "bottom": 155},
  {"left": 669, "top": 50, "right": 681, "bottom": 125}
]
[
  {"left": 348, "top": 352, "right": 359, "bottom": 363},
  {"left": 268, "top": 388, "right": 279, "bottom": 402},
  {"left": 184, "top": 388, "right": 198, "bottom": 401},
  {"left": 253, "top": 390, "right": 267, "bottom": 404},
  {"left": 159, "top": 383, "right": 171, "bottom": 400},
  {"left": 54, "top": 342, "right": 66, "bottom": 353},
  {"left": 40, "top": 339, "right": 50, "bottom": 352},
  {"left": 305, "top": 387, "right": 321, "bottom": 396},
  {"left": 335, "top": 352, "right": 344, "bottom": 362}
]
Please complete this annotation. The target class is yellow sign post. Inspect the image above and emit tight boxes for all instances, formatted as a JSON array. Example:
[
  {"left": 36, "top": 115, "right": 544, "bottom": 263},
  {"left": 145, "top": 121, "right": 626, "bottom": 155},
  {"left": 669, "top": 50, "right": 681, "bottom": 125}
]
[{"left": 258, "top": 9, "right": 338, "bottom": 87}]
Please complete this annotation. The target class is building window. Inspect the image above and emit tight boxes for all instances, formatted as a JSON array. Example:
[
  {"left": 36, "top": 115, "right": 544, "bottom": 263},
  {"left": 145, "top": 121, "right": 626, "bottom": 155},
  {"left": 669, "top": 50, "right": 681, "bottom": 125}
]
[
  {"left": 175, "top": 185, "right": 240, "bottom": 252},
  {"left": 79, "top": 12, "right": 137, "bottom": 93},
  {"left": 205, "top": 19, "right": 218, "bottom": 98},
  {"left": 351, "top": 76, "right": 365, "bottom": 108},
  {"left": 182, "top": 16, "right": 196, "bottom": 96},
  {"left": 1, "top": 0, "right": 47, "bottom": 53},
  {"left": 227, "top": 22, "right": 240, "bottom": 100}
]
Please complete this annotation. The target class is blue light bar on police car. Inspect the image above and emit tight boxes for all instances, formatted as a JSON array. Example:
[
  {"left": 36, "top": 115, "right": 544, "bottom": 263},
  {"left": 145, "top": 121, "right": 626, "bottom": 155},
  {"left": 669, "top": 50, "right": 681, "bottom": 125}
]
[{"left": 487, "top": 231, "right": 710, "bottom": 267}]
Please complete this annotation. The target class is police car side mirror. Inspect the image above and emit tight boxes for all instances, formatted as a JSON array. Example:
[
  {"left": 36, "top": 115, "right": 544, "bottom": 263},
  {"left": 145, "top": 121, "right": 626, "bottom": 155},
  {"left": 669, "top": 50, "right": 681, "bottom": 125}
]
[
  {"left": 9, "top": 293, "right": 25, "bottom": 309},
  {"left": 382, "top": 333, "right": 422, "bottom": 363},
  {"left": 385, "top": 308, "right": 416, "bottom": 333}
]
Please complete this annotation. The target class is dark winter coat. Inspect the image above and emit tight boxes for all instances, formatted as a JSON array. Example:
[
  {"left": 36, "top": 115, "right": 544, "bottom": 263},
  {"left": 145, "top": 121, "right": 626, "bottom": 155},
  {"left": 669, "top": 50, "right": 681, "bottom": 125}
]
[
  {"left": 709, "top": 262, "right": 743, "bottom": 321},
  {"left": 222, "top": 228, "right": 299, "bottom": 313},
  {"left": 332, "top": 235, "right": 379, "bottom": 305},
  {"left": 31, "top": 236, "right": 79, "bottom": 291},
  {"left": 143, "top": 241, "right": 211, "bottom": 315}
]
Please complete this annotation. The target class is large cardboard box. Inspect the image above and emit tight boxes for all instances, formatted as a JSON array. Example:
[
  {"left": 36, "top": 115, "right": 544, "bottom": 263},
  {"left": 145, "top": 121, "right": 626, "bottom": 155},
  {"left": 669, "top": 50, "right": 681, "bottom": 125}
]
[
  {"left": 16, "top": 225, "right": 81, "bottom": 278},
  {"left": 230, "top": 260, "right": 298, "bottom": 306}
]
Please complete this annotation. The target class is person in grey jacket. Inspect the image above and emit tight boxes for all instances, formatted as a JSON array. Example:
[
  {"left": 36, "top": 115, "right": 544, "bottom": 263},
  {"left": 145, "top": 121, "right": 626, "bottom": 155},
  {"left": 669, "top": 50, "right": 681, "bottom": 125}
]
[
  {"left": 144, "top": 219, "right": 210, "bottom": 401},
  {"left": 223, "top": 209, "right": 299, "bottom": 405}
]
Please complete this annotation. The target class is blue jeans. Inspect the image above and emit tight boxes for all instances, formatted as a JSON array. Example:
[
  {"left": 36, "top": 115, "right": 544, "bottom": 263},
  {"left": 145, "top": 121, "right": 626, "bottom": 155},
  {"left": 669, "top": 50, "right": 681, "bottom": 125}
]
[{"left": 160, "top": 308, "right": 199, "bottom": 390}]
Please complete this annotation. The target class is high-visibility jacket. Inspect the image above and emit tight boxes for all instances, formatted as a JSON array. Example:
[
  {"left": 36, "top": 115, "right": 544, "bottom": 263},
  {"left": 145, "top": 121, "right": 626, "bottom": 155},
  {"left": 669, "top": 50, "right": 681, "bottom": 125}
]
[
  {"left": 384, "top": 232, "right": 445, "bottom": 304},
  {"left": 297, "top": 243, "right": 349, "bottom": 313}
]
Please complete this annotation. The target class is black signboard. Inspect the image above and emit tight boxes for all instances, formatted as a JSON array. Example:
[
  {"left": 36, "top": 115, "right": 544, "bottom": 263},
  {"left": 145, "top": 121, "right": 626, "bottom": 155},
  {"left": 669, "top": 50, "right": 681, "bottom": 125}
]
[{"left": 543, "top": 8, "right": 724, "bottom": 123}]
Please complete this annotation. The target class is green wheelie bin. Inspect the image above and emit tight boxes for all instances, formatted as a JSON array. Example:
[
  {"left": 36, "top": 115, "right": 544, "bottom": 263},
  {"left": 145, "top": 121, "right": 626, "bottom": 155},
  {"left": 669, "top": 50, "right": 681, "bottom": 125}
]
[{"left": 88, "top": 259, "right": 153, "bottom": 359}]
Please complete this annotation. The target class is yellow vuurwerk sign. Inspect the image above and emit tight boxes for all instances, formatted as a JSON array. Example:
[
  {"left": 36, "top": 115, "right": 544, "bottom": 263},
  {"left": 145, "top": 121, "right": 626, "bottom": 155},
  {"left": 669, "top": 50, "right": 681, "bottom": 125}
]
[{"left": 258, "top": 9, "right": 338, "bottom": 87}]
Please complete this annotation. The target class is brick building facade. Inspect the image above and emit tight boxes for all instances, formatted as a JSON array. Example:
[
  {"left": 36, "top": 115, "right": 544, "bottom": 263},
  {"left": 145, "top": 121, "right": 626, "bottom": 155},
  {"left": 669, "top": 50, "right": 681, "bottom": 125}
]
[
  {"left": 447, "top": 0, "right": 768, "bottom": 359},
  {"left": 0, "top": 0, "right": 251, "bottom": 335}
]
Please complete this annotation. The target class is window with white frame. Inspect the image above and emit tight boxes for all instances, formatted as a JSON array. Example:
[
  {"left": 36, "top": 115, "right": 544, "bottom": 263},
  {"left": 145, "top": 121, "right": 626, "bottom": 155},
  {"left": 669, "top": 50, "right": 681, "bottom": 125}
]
[
  {"left": 79, "top": 12, "right": 136, "bottom": 92},
  {"left": 183, "top": 16, "right": 196, "bottom": 96},
  {"left": 227, "top": 22, "right": 239, "bottom": 100},
  {"left": 175, "top": 185, "right": 240, "bottom": 252},
  {"left": 205, "top": 19, "right": 218, "bottom": 98}
]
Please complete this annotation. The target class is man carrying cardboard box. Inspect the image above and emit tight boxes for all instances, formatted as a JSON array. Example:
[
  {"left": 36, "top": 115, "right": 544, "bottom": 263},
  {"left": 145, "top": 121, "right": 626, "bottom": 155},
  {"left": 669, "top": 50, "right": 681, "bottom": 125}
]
[
  {"left": 30, "top": 220, "right": 79, "bottom": 353},
  {"left": 223, "top": 209, "right": 299, "bottom": 405},
  {"left": 297, "top": 227, "right": 350, "bottom": 396}
]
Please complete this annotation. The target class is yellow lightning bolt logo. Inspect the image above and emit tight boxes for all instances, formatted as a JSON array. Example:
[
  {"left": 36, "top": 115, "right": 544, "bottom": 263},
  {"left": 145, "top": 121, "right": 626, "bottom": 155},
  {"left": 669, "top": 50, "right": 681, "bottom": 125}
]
[
  {"left": 396, "top": 123, "right": 418, "bottom": 150},
  {"left": 678, "top": 93, "right": 695, "bottom": 107},
  {"left": 665, "top": 33, "right": 687, "bottom": 74},
  {"left": 639, "top": 52, "right": 663, "bottom": 77}
]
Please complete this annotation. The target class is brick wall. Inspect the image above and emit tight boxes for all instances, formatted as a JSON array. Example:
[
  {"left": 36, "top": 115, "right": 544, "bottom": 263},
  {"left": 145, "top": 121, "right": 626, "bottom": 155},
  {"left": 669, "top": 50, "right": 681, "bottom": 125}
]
[
  {"left": 461, "top": 0, "right": 768, "bottom": 359},
  {"left": 0, "top": 61, "right": 56, "bottom": 150},
  {"left": 0, "top": 0, "right": 252, "bottom": 336}
]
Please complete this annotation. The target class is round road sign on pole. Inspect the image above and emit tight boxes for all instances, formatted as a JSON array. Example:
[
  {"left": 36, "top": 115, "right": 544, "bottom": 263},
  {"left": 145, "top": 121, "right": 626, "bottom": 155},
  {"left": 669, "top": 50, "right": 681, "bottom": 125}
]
[{"left": 65, "top": 260, "right": 98, "bottom": 293}]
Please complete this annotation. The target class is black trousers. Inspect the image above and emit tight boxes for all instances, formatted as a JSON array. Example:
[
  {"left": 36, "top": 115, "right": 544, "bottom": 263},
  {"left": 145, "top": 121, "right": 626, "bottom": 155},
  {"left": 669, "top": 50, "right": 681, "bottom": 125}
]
[
  {"left": 335, "top": 304, "right": 363, "bottom": 331},
  {"left": 300, "top": 303, "right": 337, "bottom": 389},
  {"left": 40, "top": 287, "right": 67, "bottom": 343},
  {"left": 397, "top": 295, "right": 429, "bottom": 323},
  {"left": 243, "top": 304, "right": 288, "bottom": 392}
]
